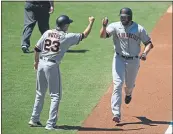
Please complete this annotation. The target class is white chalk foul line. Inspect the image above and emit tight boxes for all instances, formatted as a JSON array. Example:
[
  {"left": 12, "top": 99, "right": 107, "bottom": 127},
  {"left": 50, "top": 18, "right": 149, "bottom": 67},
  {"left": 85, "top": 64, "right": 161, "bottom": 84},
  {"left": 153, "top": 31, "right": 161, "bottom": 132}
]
[{"left": 165, "top": 121, "right": 173, "bottom": 134}]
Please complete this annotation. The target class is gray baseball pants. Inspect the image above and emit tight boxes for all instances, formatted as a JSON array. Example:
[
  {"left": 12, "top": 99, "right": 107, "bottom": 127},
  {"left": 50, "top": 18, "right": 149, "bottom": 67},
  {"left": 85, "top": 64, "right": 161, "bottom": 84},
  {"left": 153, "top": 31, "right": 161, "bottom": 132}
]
[
  {"left": 111, "top": 53, "right": 140, "bottom": 118},
  {"left": 30, "top": 60, "right": 62, "bottom": 127}
]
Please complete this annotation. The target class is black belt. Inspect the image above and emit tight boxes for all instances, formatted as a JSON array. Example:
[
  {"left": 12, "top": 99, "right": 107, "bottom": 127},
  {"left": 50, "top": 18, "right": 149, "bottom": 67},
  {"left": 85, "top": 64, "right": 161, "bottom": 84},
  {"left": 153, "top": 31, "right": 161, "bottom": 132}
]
[
  {"left": 116, "top": 52, "right": 138, "bottom": 60},
  {"left": 40, "top": 57, "right": 56, "bottom": 63}
]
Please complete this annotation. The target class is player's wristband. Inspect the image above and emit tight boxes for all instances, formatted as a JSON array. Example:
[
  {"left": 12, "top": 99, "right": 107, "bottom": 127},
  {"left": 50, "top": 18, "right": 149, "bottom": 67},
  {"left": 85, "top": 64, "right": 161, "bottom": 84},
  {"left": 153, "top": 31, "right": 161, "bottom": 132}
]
[{"left": 103, "top": 24, "right": 107, "bottom": 27}]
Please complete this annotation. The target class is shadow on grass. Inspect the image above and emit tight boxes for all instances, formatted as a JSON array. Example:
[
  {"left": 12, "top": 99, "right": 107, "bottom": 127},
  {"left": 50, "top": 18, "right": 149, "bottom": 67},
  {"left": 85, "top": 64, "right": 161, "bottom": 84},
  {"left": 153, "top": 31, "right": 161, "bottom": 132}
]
[{"left": 66, "top": 49, "right": 89, "bottom": 53}]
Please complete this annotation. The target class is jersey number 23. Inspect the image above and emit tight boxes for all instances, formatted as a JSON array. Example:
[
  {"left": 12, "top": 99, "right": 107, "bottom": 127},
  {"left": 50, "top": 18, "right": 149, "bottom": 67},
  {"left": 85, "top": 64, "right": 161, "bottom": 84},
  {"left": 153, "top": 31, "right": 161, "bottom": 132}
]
[{"left": 44, "top": 39, "right": 60, "bottom": 52}]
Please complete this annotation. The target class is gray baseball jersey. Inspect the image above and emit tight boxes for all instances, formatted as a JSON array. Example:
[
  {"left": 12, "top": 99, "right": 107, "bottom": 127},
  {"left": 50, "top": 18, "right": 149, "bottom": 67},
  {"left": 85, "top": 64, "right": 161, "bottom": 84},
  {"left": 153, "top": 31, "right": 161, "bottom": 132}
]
[
  {"left": 35, "top": 29, "right": 82, "bottom": 63},
  {"left": 30, "top": 29, "right": 82, "bottom": 128},
  {"left": 106, "top": 21, "right": 151, "bottom": 56}
]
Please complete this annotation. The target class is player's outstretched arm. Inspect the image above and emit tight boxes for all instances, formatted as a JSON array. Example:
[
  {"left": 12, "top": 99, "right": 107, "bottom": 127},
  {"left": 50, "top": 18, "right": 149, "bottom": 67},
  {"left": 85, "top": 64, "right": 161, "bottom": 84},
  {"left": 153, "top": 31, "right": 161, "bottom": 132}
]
[
  {"left": 100, "top": 17, "right": 108, "bottom": 38},
  {"left": 82, "top": 16, "right": 95, "bottom": 39}
]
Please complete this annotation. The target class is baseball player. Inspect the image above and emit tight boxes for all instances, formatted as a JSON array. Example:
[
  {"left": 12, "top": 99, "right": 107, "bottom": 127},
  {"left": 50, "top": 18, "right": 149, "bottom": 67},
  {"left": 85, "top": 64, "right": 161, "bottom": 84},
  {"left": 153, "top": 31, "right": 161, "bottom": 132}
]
[
  {"left": 100, "top": 7, "right": 154, "bottom": 124},
  {"left": 28, "top": 15, "right": 95, "bottom": 130}
]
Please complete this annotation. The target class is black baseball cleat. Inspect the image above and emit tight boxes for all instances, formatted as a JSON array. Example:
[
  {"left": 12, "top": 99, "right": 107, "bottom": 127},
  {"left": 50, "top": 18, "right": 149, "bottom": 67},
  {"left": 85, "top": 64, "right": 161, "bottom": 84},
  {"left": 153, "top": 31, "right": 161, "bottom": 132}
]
[
  {"left": 112, "top": 116, "right": 120, "bottom": 123},
  {"left": 125, "top": 95, "right": 132, "bottom": 104},
  {"left": 22, "top": 47, "right": 34, "bottom": 53},
  {"left": 22, "top": 47, "right": 30, "bottom": 53}
]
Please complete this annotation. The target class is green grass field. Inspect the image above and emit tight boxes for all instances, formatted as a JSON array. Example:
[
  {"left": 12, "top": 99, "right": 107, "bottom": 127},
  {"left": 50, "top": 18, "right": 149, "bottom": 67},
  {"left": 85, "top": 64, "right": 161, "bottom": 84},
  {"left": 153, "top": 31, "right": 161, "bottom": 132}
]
[{"left": 2, "top": 2, "right": 171, "bottom": 134}]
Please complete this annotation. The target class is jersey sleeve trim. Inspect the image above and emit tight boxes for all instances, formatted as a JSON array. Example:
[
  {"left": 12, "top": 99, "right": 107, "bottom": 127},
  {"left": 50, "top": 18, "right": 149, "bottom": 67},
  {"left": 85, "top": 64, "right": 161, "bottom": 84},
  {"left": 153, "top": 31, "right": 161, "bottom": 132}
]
[
  {"left": 143, "top": 39, "right": 151, "bottom": 46},
  {"left": 76, "top": 33, "right": 83, "bottom": 45},
  {"left": 106, "top": 32, "right": 110, "bottom": 38},
  {"left": 80, "top": 33, "right": 84, "bottom": 41},
  {"left": 34, "top": 46, "right": 41, "bottom": 52}
]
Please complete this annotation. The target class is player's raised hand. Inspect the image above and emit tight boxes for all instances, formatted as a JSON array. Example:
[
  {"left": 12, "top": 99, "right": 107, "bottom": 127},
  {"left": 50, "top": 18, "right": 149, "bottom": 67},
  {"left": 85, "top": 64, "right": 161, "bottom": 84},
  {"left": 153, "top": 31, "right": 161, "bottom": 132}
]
[
  {"left": 89, "top": 16, "right": 95, "bottom": 23},
  {"left": 102, "top": 17, "right": 108, "bottom": 27}
]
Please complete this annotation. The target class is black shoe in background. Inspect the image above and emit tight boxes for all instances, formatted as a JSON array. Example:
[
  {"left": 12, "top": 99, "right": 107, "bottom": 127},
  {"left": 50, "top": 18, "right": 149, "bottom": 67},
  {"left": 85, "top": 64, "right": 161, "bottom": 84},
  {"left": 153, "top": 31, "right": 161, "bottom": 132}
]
[
  {"left": 125, "top": 95, "right": 132, "bottom": 104},
  {"left": 22, "top": 47, "right": 34, "bottom": 53}
]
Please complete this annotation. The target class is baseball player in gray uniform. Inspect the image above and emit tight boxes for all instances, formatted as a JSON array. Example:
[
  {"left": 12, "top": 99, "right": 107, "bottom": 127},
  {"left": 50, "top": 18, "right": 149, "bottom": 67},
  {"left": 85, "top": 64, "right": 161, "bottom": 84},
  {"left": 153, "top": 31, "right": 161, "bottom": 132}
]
[
  {"left": 28, "top": 15, "right": 95, "bottom": 130},
  {"left": 100, "top": 7, "right": 154, "bottom": 124}
]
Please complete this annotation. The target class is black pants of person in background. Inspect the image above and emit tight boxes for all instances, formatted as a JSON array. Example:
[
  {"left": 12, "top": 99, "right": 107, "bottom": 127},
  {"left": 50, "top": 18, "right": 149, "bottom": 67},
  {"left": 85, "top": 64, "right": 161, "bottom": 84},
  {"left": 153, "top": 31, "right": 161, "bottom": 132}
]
[{"left": 21, "top": 2, "right": 50, "bottom": 53}]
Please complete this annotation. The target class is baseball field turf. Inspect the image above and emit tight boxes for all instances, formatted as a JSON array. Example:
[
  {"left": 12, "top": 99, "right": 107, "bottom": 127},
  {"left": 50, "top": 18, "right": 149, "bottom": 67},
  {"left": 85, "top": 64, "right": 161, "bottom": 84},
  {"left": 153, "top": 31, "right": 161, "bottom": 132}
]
[{"left": 2, "top": 2, "right": 171, "bottom": 134}]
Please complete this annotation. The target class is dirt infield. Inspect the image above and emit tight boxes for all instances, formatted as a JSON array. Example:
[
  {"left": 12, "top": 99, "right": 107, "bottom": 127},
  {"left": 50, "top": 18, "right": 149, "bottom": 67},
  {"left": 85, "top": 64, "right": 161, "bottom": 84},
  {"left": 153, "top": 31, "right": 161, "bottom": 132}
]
[{"left": 77, "top": 7, "right": 172, "bottom": 134}]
